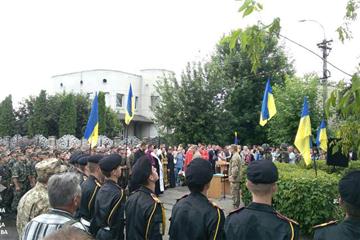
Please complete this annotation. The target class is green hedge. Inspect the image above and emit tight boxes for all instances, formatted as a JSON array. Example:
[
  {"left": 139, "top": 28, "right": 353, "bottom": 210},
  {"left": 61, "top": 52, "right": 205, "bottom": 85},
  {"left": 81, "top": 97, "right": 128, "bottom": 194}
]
[
  {"left": 299, "top": 159, "right": 360, "bottom": 176},
  {"left": 240, "top": 163, "right": 343, "bottom": 236}
]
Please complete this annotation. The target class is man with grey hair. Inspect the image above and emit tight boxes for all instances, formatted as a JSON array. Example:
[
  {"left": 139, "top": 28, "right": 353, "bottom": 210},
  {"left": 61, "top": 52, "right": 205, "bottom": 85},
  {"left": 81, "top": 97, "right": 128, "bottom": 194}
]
[{"left": 22, "top": 172, "right": 86, "bottom": 240}]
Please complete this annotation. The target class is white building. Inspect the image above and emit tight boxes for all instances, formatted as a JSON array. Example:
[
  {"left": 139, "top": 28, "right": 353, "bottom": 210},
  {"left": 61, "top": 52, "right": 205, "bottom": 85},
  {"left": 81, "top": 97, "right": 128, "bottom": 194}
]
[{"left": 52, "top": 69, "right": 174, "bottom": 139}]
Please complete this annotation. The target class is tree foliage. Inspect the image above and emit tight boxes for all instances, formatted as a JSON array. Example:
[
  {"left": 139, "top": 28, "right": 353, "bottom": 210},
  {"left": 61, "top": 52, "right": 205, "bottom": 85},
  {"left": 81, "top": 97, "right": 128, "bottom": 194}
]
[
  {"left": 58, "top": 93, "right": 77, "bottom": 137},
  {"left": 27, "top": 90, "right": 49, "bottom": 136},
  {"left": 266, "top": 75, "right": 322, "bottom": 145},
  {"left": 0, "top": 95, "right": 16, "bottom": 136},
  {"left": 98, "top": 91, "right": 106, "bottom": 134},
  {"left": 327, "top": 73, "right": 360, "bottom": 157},
  {"left": 153, "top": 27, "right": 294, "bottom": 145}
]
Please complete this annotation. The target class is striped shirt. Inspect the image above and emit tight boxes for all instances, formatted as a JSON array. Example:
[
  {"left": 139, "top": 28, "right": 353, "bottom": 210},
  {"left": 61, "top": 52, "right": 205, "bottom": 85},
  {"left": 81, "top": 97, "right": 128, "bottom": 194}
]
[{"left": 22, "top": 208, "right": 86, "bottom": 240}]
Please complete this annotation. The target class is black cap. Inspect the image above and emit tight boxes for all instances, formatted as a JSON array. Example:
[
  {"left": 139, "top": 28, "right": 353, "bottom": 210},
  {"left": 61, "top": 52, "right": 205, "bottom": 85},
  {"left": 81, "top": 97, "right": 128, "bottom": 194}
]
[
  {"left": 69, "top": 151, "right": 82, "bottom": 164},
  {"left": 247, "top": 160, "right": 278, "bottom": 184},
  {"left": 88, "top": 154, "right": 103, "bottom": 164},
  {"left": 339, "top": 170, "right": 360, "bottom": 208},
  {"left": 185, "top": 158, "right": 213, "bottom": 186},
  {"left": 99, "top": 154, "right": 122, "bottom": 172},
  {"left": 77, "top": 155, "right": 90, "bottom": 166},
  {"left": 131, "top": 155, "right": 152, "bottom": 186}
]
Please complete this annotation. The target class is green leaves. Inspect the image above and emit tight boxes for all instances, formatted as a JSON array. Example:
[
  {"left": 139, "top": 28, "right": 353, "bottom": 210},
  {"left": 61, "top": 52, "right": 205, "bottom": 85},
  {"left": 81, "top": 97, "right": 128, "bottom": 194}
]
[
  {"left": 238, "top": 0, "right": 263, "bottom": 17},
  {"left": 0, "top": 95, "right": 16, "bottom": 136}
]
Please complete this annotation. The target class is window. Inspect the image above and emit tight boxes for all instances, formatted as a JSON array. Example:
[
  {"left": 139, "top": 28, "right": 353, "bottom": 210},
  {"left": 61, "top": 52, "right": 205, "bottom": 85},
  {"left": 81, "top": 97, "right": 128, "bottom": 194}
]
[
  {"left": 135, "top": 96, "right": 139, "bottom": 109},
  {"left": 151, "top": 96, "right": 160, "bottom": 107},
  {"left": 116, "top": 93, "right": 123, "bottom": 107}
]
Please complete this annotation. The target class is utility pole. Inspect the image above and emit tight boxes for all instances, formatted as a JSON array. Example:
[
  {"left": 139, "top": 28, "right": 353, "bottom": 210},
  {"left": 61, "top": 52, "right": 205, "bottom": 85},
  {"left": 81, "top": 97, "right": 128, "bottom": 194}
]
[{"left": 317, "top": 39, "right": 332, "bottom": 117}]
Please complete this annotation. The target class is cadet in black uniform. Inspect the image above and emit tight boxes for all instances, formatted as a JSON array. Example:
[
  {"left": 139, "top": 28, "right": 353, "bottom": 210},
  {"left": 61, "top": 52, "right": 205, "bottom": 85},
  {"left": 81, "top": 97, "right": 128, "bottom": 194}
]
[
  {"left": 77, "top": 154, "right": 90, "bottom": 184},
  {"left": 90, "top": 154, "right": 126, "bottom": 240},
  {"left": 224, "top": 160, "right": 299, "bottom": 240},
  {"left": 78, "top": 154, "right": 104, "bottom": 230},
  {"left": 313, "top": 170, "right": 360, "bottom": 240},
  {"left": 125, "top": 155, "right": 165, "bottom": 240},
  {"left": 169, "top": 158, "right": 225, "bottom": 240}
]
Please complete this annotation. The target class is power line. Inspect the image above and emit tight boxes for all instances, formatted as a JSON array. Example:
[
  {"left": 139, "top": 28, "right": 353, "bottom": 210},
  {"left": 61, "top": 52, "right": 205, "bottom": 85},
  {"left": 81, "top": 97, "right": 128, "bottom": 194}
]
[{"left": 278, "top": 33, "right": 353, "bottom": 78}]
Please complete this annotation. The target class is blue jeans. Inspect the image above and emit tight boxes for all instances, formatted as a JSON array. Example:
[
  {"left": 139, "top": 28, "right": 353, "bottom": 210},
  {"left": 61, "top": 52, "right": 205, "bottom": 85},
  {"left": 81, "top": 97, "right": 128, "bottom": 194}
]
[{"left": 174, "top": 167, "right": 182, "bottom": 186}]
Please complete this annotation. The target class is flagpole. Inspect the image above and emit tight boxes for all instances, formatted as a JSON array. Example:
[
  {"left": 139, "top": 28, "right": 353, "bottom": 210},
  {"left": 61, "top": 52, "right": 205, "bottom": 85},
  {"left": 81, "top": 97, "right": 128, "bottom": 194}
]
[{"left": 313, "top": 156, "right": 318, "bottom": 177}]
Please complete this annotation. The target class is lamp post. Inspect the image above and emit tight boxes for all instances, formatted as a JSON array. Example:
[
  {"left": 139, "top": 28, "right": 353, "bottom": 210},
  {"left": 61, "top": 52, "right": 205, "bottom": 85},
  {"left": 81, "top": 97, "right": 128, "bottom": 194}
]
[{"left": 299, "top": 19, "right": 333, "bottom": 118}]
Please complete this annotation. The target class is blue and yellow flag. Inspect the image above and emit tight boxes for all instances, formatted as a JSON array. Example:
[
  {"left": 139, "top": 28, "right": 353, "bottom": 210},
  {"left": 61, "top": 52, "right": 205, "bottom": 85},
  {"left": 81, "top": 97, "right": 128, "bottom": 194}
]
[
  {"left": 234, "top": 131, "right": 238, "bottom": 145},
  {"left": 294, "top": 97, "right": 312, "bottom": 165},
  {"left": 260, "top": 79, "right": 277, "bottom": 126},
  {"left": 125, "top": 84, "right": 135, "bottom": 125},
  {"left": 316, "top": 119, "right": 328, "bottom": 152},
  {"left": 84, "top": 93, "right": 99, "bottom": 148}
]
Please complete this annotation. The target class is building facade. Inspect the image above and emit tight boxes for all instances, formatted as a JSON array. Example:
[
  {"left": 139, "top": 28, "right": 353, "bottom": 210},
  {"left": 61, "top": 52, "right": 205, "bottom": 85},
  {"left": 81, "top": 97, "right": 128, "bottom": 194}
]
[{"left": 52, "top": 69, "right": 174, "bottom": 139}]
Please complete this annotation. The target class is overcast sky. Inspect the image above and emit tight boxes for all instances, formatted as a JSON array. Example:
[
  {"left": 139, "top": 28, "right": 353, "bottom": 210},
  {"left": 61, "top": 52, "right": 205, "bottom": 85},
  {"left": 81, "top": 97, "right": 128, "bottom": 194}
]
[{"left": 0, "top": 0, "right": 359, "bottom": 105}]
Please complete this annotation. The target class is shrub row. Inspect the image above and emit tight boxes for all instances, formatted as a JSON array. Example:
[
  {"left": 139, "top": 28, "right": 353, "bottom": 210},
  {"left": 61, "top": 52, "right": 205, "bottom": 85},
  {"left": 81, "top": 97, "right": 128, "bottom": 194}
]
[{"left": 240, "top": 162, "right": 343, "bottom": 236}]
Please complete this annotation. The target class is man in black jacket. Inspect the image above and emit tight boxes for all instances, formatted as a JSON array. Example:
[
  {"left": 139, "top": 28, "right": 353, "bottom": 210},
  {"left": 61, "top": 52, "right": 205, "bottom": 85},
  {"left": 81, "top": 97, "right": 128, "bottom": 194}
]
[
  {"left": 169, "top": 158, "right": 225, "bottom": 240},
  {"left": 125, "top": 155, "right": 165, "bottom": 240},
  {"left": 89, "top": 154, "right": 125, "bottom": 240}
]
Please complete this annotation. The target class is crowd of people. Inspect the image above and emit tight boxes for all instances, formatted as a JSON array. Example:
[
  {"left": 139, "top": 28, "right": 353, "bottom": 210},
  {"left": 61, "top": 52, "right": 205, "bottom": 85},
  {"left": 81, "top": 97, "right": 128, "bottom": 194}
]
[{"left": 0, "top": 142, "right": 359, "bottom": 240}]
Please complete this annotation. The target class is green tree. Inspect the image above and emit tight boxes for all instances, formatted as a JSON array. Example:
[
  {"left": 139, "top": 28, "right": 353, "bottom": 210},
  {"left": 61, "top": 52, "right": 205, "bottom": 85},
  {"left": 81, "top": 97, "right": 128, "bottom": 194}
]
[
  {"left": 208, "top": 28, "right": 294, "bottom": 144},
  {"left": 75, "top": 94, "right": 90, "bottom": 138},
  {"left": 58, "top": 93, "right": 77, "bottom": 136},
  {"left": 27, "top": 90, "right": 49, "bottom": 136},
  {"left": 104, "top": 106, "right": 122, "bottom": 138},
  {"left": 14, "top": 99, "right": 34, "bottom": 136},
  {"left": 327, "top": 73, "right": 360, "bottom": 157},
  {"left": 98, "top": 92, "right": 106, "bottom": 135},
  {"left": 46, "top": 94, "right": 63, "bottom": 137},
  {"left": 266, "top": 75, "right": 322, "bottom": 145},
  {"left": 0, "top": 95, "right": 16, "bottom": 136}
]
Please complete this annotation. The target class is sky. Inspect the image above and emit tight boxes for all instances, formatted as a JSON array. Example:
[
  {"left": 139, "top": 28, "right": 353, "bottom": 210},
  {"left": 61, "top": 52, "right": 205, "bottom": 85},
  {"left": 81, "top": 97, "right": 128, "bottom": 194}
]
[{"left": 0, "top": 0, "right": 359, "bottom": 106}]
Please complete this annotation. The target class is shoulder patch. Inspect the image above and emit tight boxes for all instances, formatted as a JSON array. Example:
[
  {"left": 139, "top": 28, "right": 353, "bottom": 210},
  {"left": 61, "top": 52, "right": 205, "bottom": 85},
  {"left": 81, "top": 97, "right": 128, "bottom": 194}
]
[
  {"left": 276, "top": 212, "right": 299, "bottom": 225},
  {"left": 228, "top": 206, "right": 245, "bottom": 216},
  {"left": 176, "top": 194, "right": 188, "bottom": 202},
  {"left": 151, "top": 193, "right": 162, "bottom": 204},
  {"left": 313, "top": 220, "right": 338, "bottom": 229}
]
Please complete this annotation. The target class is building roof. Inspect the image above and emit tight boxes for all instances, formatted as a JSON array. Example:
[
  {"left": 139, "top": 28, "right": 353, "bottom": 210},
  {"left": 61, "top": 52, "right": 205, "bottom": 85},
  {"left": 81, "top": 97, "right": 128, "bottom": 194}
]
[
  {"left": 118, "top": 113, "right": 153, "bottom": 123},
  {"left": 52, "top": 69, "right": 142, "bottom": 78}
]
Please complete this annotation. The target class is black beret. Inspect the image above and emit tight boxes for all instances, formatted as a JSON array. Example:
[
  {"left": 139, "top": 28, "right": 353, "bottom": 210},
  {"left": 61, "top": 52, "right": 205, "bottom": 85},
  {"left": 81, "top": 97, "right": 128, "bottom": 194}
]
[
  {"left": 69, "top": 151, "right": 83, "bottom": 164},
  {"left": 77, "top": 155, "right": 90, "bottom": 166},
  {"left": 185, "top": 158, "right": 213, "bottom": 186},
  {"left": 247, "top": 160, "right": 278, "bottom": 184},
  {"left": 88, "top": 154, "right": 104, "bottom": 164},
  {"left": 99, "top": 154, "right": 122, "bottom": 172},
  {"left": 339, "top": 170, "right": 360, "bottom": 208},
  {"left": 131, "top": 155, "right": 152, "bottom": 186}
]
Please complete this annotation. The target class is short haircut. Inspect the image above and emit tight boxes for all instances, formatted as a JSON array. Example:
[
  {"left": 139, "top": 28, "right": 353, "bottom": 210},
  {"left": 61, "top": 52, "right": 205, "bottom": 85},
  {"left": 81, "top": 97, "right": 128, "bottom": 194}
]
[
  {"left": 88, "top": 162, "right": 98, "bottom": 174},
  {"left": 343, "top": 200, "right": 360, "bottom": 218},
  {"left": 246, "top": 180, "right": 274, "bottom": 196},
  {"left": 43, "top": 226, "right": 94, "bottom": 240},
  {"left": 187, "top": 182, "right": 205, "bottom": 193},
  {"left": 101, "top": 169, "right": 111, "bottom": 178},
  {"left": 47, "top": 173, "right": 81, "bottom": 208}
]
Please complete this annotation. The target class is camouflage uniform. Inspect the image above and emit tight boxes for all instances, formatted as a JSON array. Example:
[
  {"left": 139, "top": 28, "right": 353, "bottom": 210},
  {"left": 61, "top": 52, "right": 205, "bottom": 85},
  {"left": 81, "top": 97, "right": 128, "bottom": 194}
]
[
  {"left": 16, "top": 158, "right": 67, "bottom": 237},
  {"left": 11, "top": 160, "right": 29, "bottom": 212},
  {"left": 0, "top": 158, "right": 14, "bottom": 213},
  {"left": 229, "top": 151, "right": 243, "bottom": 208},
  {"left": 16, "top": 182, "right": 49, "bottom": 237}
]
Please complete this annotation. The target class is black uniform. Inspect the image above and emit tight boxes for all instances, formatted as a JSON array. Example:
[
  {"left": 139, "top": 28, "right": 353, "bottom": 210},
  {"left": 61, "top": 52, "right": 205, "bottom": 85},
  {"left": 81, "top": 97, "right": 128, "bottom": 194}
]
[
  {"left": 125, "top": 186, "right": 165, "bottom": 240},
  {"left": 78, "top": 175, "right": 102, "bottom": 228},
  {"left": 313, "top": 218, "right": 360, "bottom": 240},
  {"left": 169, "top": 192, "right": 225, "bottom": 240},
  {"left": 90, "top": 179, "right": 126, "bottom": 240},
  {"left": 224, "top": 202, "right": 299, "bottom": 240},
  {"left": 167, "top": 152, "right": 175, "bottom": 188}
]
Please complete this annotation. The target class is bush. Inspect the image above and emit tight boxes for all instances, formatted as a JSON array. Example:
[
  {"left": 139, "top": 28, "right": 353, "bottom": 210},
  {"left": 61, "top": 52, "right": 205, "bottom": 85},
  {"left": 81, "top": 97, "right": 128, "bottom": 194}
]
[
  {"left": 240, "top": 162, "right": 343, "bottom": 236},
  {"left": 298, "top": 159, "right": 360, "bottom": 176}
]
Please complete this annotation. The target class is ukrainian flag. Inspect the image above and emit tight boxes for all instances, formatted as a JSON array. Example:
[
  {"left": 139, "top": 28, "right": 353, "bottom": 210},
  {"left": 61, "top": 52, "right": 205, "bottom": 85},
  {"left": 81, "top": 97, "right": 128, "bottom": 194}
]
[
  {"left": 260, "top": 79, "right": 277, "bottom": 126},
  {"left": 125, "top": 84, "right": 135, "bottom": 125},
  {"left": 84, "top": 93, "right": 99, "bottom": 148},
  {"left": 234, "top": 131, "right": 238, "bottom": 145},
  {"left": 316, "top": 119, "right": 328, "bottom": 152},
  {"left": 294, "top": 97, "right": 312, "bottom": 165}
]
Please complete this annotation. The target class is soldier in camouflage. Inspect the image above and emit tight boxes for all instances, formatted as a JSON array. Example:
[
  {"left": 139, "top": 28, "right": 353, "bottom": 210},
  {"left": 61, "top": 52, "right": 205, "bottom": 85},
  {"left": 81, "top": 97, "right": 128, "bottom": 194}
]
[
  {"left": 0, "top": 153, "right": 14, "bottom": 214},
  {"left": 229, "top": 144, "right": 243, "bottom": 208},
  {"left": 16, "top": 158, "right": 67, "bottom": 238},
  {"left": 11, "top": 152, "right": 30, "bottom": 213}
]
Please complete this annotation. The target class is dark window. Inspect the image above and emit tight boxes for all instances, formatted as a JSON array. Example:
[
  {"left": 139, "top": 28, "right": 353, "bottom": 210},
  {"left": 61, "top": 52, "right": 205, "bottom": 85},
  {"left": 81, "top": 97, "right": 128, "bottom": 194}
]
[
  {"left": 116, "top": 93, "right": 124, "bottom": 107},
  {"left": 135, "top": 96, "right": 139, "bottom": 109}
]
